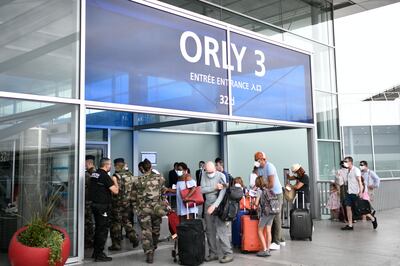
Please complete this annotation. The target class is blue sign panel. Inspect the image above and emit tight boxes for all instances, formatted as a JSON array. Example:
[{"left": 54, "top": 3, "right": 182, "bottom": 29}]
[
  {"left": 86, "top": 0, "right": 229, "bottom": 115},
  {"left": 85, "top": 0, "right": 313, "bottom": 123},
  {"left": 230, "top": 33, "right": 313, "bottom": 123}
]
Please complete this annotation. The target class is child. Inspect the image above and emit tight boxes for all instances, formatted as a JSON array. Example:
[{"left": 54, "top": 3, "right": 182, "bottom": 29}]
[
  {"left": 326, "top": 182, "right": 340, "bottom": 221},
  {"left": 254, "top": 176, "right": 275, "bottom": 257},
  {"left": 233, "top": 176, "right": 248, "bottom": 194},
  {"left": 360, "top": 177, "right": 378, "bottom": 229}
]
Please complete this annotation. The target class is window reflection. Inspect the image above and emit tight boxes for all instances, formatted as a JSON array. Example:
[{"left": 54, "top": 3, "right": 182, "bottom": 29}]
[{"left": 0, "top": 99, "right": 78, "bottom": 261}]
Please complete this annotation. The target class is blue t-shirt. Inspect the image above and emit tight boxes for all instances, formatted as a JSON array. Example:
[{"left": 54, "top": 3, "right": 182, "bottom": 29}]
[
  {"left": 176, "top": 179, "right": 199, "bottom": 216},
  {"left": 258, "top": 162, "right": 282, "bottom": 195}
]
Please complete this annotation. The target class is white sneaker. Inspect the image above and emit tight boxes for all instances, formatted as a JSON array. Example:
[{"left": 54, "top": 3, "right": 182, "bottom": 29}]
[
  {"left": 279, "top": 241, "right": 286, "bottom": 247},
  {"left": 269, "top": 243, "right": 281, "bottom": 250}
]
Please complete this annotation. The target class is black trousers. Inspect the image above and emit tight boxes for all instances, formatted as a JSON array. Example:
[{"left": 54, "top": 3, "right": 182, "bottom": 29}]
[{"left": 92, "top": 203, "right": 111, "bottom": 256}]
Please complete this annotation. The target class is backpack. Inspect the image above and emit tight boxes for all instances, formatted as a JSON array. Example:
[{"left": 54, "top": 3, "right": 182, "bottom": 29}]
[
  {"left": 216, "top": 183, "right": 242, "bottom": 221},
  {"left": 217, "top": 194, "right": 239, "bottom": 222},
  {"left": 261, "top": 188, "right": 280, "bottom": 215}
]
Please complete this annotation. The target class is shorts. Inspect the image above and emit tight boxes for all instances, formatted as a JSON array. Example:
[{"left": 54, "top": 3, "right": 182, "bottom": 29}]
[
  {"left": 344, "top": 193, "right": 358, "bottom": 207},
  {"left": 258, "top": 214, "right": 275, "bottom": 228}
]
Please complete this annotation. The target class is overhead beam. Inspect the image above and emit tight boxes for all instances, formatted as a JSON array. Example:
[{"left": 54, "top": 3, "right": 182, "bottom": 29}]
[
  {"left": 224, "top": 126, "right": 297, "bottom": 136},
  {"left": 0, "top": 0, "right": 73, "bottom": 47},
  {"left": 0, "top": 32, "right": 78, "bottom": 73},
  {"left": 133, "top": 118, "right": 210, "bottom": 130},
  {"left": 0, "top": 105, "right": 74, "bottom": 140}
]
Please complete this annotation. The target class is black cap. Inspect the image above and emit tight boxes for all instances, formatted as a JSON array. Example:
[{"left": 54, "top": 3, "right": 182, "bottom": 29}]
[
  {"left": 85, "top": 155, "right": 95, "bottom": 161},
  {"left": 114, "top": 158, "right": 125, "bottom": 164}
]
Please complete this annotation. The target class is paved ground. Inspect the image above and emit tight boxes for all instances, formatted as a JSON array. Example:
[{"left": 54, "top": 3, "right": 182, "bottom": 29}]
[{"left": 78, "top": 208, "right": 400, "bottom": 266}]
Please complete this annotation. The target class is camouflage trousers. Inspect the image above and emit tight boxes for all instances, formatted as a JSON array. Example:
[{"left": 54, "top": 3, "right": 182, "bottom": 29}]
[
  {"left": 110, "top": 201, "right": 138, "bottom": 247},
  {"left": 85, "top": 201, "right": 94, "bottom": 247},
  {"left": 138, "top": 211, "right": 162, "bottom": 254}
]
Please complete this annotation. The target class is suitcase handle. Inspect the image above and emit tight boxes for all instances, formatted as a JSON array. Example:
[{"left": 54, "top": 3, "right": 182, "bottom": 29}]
[
  {"left": 295, "top": 191, "right": 305, "bottom": 209},
  {"left": 186, "top": 202, "right": 197, "bottom": 220}
]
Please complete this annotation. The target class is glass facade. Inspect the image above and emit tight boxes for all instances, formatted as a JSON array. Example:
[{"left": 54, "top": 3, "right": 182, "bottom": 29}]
[
  {"left": 343, "top": 125, "right": 400, "bottom": 178},
  {"left": 0, "top": 0, "right": 79, "bottom": 98},
  {"left": 0, "top": 0, "right": 341, "bottom": 263},
  {"left": 0, "top": 0, "right": 80, "bottom": 263},
  {"left": 0, "top": 99, "right": 79, "bottom": 256}
]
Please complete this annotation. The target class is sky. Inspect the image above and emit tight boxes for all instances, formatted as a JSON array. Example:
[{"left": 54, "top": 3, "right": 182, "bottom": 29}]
[{"left": 335, "top": 3, "right": 400, "bottom": 96}]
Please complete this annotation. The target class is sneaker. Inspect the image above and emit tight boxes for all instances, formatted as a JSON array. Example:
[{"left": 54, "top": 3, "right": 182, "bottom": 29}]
[
  {"left": 269, "top": 243, "right": 280, "bottom": 250},
  {"left": 219, "top": 255, "right": 234, "bottom": 263},
  {"left": 205, "top": 255, "right": 219, "bottom": 262},
  {"left": 341, "top": 225, "right": 354, "bottom": 231},
  {"left": 256, "top": 250, "right": 271, "bottom": 257},
  {"left": 279, "top": 241, "right": 286, "bottom": 247},
  {"left": 94, "top": 253, "right": 112, "bottom": 262},
  {"left": 372, "top": 217, "right": 378, "bottom": 229}
]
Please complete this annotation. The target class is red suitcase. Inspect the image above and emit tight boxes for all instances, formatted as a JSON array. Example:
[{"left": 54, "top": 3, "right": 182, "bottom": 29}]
[{"left": 241, "top": 215, "right": 266, "bottom": 252}]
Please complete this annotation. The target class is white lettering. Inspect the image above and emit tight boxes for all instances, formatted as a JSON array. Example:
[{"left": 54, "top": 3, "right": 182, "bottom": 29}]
[
  {"left": 231, "top": 43, "right": 247, "bottom": 73},
  {"left": 180, "top": 31, "right": 202, "bottom": 63},
  {"left": 254, "top": 50, "right": 266, "bottom": 77},
  {"left": 204, "top": 36, "right": 220, "bottom": 68},
  {"left": 180, "top": 31, "right": 266, "bottom": 77}
]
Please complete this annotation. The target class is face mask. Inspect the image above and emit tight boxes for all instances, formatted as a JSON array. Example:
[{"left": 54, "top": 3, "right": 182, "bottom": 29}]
[
  {"left": 254, "top": 161, "right": 261, "bottom": 168},
  {"left": 176, "top": 170, "right": 184, "bottom": 177},
  {"left": 343, "top": 162, "right": 349, "bottom": 168},
  {"left": 293, "top": 173, "right": 298, "bottom": 177},
  {"left": 360, "top": 166, "right": 366, "bottom": 171},
  {"left": 207, "top": 172, "right": 216, "bottom": 178}
]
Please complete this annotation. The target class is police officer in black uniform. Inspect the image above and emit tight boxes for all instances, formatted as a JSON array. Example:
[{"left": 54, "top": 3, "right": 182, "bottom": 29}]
[{"left": 89, "top": 157, "right": 119, "bottom": 262}]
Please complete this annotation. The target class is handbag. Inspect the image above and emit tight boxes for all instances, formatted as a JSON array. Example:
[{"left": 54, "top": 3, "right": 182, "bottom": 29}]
[
  {"left": 180, "top": 178, "right": 204, "bottom": 208},
  {"left": 354, "top": 197, "right": 371, "bottom": 216},
  {"left": 283, "top": 185, "right": 296, "bottom": 202}
]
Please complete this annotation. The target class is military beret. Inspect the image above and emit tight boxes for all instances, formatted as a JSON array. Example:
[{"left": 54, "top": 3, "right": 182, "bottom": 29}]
[
  {"left": 85, "top": 155, "right": 95, "bottom": 161},
  {"left": 114, "top": 158, "right": 125, "bottom": 164}
]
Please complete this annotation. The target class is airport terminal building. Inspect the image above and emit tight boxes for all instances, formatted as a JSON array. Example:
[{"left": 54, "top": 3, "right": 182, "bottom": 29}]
[{"left": 0, "top": 0, "right": 399, "bottom": 263}]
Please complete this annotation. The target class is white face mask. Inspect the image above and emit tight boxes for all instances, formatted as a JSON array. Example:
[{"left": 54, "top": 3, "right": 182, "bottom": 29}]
[
  {"left": 254, "top": 161, "right": 261, "bottom": 168},
  {"left": 343, "top": 162, "right": 349, "bottom": 168},
  {"left": 360, "top": 165, "right": 366, "bottom": 171},
  {"left": 176, "top": 170, "right": 184, "bottom": 177},
  {"left": 207, "top": 172, "right": 216, "bottom": 178},
  {"left": 293, "top": 173, "right": 298, "bottom": 177}
]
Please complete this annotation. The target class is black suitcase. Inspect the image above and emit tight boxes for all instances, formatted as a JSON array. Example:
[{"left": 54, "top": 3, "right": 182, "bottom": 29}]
[
  {"left": 290, "top": 191, "right": 312, "bottom": 241},
  {"left": 176, "top": 204, "right": 205, "bottom": 266}
]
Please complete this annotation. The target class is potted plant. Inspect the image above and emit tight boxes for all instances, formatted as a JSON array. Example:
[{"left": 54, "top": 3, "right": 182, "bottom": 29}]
[{"left": 8, "top": 188, "right": 71, "bottom": 266}]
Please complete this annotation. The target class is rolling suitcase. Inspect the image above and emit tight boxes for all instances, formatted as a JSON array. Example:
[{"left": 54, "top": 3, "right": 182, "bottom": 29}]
[
  {"left": 232, "top": 209, "right": 247, "bottom": 248},
  {"left": 174, "top": 204, "right": 205, "bottom": 266},
  {"left": 240, "top": 214, "right": 266, "bottom": 253},
  {"left": 290, "top": 191, "right": 312, "bottom": 241}
]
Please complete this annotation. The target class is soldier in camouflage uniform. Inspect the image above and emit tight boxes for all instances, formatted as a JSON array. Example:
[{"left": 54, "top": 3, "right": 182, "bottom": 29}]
[
  {"left": 108, "top": 158, "right": 139, "bottom": 251},
  {"left": 132, "top": 159, "right": 169, "bottom": 264},
  {"left": 85, "top": 155, "right": 96, "bottom": 248}
]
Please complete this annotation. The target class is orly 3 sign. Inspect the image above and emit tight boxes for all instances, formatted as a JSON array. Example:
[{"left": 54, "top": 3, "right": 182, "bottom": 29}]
[
  {"left": 85, "top": 0, "right": 313, "bottom": 123},
  {"left": 180, "top": 31, "right": 266, "bottom": 77}
]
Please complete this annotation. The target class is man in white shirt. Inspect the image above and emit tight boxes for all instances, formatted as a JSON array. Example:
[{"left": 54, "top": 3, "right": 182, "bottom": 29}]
[{"left": 341, "top": 156, "right": 363, "bottom": 231}]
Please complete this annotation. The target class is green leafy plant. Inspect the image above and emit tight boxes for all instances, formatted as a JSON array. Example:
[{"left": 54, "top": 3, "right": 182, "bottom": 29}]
[{"left": 16, "top": 187, "right": 65, "bottom": 266}]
